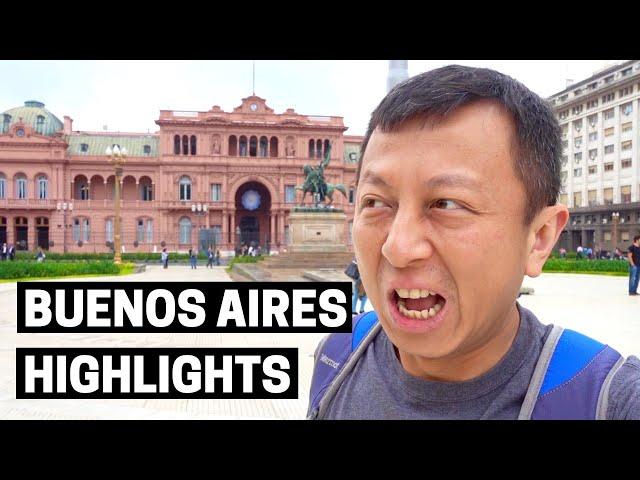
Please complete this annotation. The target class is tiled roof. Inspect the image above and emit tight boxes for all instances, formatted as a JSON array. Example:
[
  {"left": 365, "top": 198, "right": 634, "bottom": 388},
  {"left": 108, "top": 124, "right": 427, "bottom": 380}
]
[{"left": 66, "top": 133, "right": 159, "bottom": 157}]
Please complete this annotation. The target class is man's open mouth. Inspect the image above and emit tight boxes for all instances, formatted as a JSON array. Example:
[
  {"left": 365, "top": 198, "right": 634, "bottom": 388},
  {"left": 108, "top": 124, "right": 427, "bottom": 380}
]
[{"left": 393, "top": 288, "right": 446, "bottom": 319}]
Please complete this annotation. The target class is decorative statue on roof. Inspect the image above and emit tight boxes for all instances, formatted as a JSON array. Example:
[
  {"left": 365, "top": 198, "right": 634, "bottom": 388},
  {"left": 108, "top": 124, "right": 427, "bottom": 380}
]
[{"left": 297, "top": 142, "right": 347, "bottom": 207}]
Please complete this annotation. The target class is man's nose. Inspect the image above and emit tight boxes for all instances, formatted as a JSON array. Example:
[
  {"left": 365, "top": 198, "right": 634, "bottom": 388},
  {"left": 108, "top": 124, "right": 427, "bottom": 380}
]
[{"left": 381, "top": 210, "right": 434, "bottom": 268}]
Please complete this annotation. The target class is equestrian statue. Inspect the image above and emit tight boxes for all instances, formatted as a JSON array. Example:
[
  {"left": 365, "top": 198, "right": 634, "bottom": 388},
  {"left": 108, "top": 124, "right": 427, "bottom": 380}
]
[{"left": 296, "top": 142, "right": 348, "bottom": 207}]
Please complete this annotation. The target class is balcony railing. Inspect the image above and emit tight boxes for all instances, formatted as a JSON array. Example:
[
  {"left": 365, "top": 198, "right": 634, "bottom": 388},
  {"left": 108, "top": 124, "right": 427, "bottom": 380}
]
[{"left": 0, "top": 198, "right": 57, "bottom": 209}]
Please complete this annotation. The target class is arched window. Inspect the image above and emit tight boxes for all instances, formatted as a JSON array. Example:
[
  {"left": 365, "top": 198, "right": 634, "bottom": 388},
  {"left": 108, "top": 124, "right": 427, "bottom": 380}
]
[
  {"left": 270, "top": 136, "right": 278, "bottom": 157},
  {"left": 136, "top": 218, "right": 154, "bottom": 243},
  {"left": 190, "top": 135, "right": 197, "bottom": 155},
  {"left": 136, "top": 219, "right": 145, "bottom": 242},
  {"left": 182, "top": 135, "right": 189, "bottom": 155},
  {"left": 324, "top": 139, "right": 330, "bottom": 158},
  {"left": 78, "top": 183, "right": 89, "bottom": 200},
  {"left": 139, "top": 177, "right": 153, "bottom": 201},
  {"left": 316, "top": 139, "right": 323, "bottom": 158},
  {"left": 36, "top": 115, "right": 45, "bottom": 135},
  {"left": 0, "top": 173, "right": 5, "bottom": 199},
  {"left": 239, "top": 136, "right": 248, "bottom": 156},
  {"left": 308, "top": 139, "right": 315, "bottom": 158},
  {"left": 146, "top": 218, "right": 153, "bottom": 243},
  {"left": 249, "top": 136, "right": 258, "bottom": 157},
  {"left": 259, "top": 136, "right": 268, "bottom": 157},
  {"left": 15, "top": 174, "right": 27, "bottom": 199},
  {"left": 37, "top": 175, "right": 48, "bottom": 199},
  {"left": 82, "top": 218, "right": 90, "bottom": 242},
  {"left": 174, "top": 135, "right": 180, "bottom": 155},
  {"left": 228, "top": 135, "right": 238, "bottom": 156},
  {"left": 179, "top": 176, "right": 192, "bottom": 201},
  {"left": 3, "top": 114, "right": 11, "bottom": 133},
  {"left": 105, "top": 218, "right": 114, "bottom": 242},
  {"left": 73, "top": 218, "right": 90, "bottom": 242},
  {"left": 179, "top": 217, "right": 192, "bottom": 244}
]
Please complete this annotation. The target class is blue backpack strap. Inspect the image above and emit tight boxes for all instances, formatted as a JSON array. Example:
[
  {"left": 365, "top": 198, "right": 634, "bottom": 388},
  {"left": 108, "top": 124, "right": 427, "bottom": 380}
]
[
  {"left": 519, "top": 326, "right": 624, "bottom": 420},
  {"left": 307, "top": 311, "right": 379, "bottom": 419}
]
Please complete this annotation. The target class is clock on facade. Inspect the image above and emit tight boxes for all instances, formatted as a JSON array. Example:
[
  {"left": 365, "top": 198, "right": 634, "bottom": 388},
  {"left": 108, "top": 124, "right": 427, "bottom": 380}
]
[
  {"left": 250, "top": 103, "right": 258, "bottom": 112},
  {"left": 16, "top": 129, "right": 25, "bottom": 137},
  {"left": 241, "top": 189, "right": 261, "bottom": 211}
]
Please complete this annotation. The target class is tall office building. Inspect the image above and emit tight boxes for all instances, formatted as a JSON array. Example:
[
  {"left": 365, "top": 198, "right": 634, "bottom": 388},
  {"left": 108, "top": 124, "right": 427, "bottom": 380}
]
[{"left": 549, "top": 60, "right": 640, "bottom": 252}]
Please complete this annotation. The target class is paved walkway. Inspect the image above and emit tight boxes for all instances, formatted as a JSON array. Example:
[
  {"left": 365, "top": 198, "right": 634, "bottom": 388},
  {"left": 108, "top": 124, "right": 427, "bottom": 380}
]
[
  {"left": 1, "top": 268, "right": 638, "bottom": 419},
  {"left": 0, "top": 265, "right": 324, "bottom": 419}
]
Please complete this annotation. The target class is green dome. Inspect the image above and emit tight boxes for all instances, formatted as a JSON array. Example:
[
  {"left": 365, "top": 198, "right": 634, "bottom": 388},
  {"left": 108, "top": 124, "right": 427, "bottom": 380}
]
[{"left": 2, "top": 101, "right": 63, "bottom": 136}]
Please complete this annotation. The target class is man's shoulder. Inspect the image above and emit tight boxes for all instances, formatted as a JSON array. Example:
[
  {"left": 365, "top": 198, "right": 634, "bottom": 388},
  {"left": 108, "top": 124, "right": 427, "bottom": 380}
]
[{"left": 607, "top": 355, "right": 640, "bottom": 420}]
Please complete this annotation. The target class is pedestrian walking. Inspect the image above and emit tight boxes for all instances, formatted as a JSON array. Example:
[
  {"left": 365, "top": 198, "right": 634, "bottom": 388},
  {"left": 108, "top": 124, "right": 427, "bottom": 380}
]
[
  {"left": 161, "top": 248, "right": 169, "bottom": 269},
  {"left": 215, "top": 249, "right": 221, "bottom": 266},
  {"left": 189, "top": 248, "right": 197, "bottom": 269},
  {"left": 628, "top": 235, "right": 640, "bottom": 296},
  {"left": 344, "top": 258, "right": 360, "bottom": 314},
  {"left": 354, "top": 277, "right": 368, "bottom": 314},
  {"left": 207, "top": 247, "right": 214, "bottom": 268}
]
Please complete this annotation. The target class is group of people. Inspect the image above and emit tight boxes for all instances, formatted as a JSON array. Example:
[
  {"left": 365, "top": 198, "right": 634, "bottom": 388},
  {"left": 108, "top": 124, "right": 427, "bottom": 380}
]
[
  {"left": 567, "top": 245, "right": 627, "bottom": 260},
  {"left": 1, "top": 243, "right": 16, "bottom": 261},
  {"left": 238, "top": 243, "right": 262, "bottom": 257},
  {"left": 159, "top": 246, "right": 221, "bottom": 270}
]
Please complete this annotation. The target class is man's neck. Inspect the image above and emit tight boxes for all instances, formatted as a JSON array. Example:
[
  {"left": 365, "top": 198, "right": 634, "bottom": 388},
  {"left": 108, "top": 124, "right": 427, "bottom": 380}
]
[{"left": 396, "top": 304, "right": 521, "bottom": 382}]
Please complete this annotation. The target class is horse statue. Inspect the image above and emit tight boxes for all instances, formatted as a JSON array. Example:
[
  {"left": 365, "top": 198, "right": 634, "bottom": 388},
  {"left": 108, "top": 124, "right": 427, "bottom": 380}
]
[{"left": 297, "top": 143, "right": 348, "bottom": 207}]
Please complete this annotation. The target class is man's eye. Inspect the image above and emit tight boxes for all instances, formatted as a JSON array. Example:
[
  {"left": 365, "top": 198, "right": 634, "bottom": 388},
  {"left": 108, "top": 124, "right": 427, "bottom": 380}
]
[
  {"left": 363, "top": 198, "right": 386, "bottom": 208},
  {"left": 432, "top": 199, "right": 461, "bottom": 210}
]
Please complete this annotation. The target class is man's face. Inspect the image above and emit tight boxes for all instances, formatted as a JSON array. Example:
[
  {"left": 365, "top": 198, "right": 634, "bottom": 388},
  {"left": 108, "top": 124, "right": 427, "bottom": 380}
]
[{"left": 353, "top": 100, "right": 532, "bottom": 360}]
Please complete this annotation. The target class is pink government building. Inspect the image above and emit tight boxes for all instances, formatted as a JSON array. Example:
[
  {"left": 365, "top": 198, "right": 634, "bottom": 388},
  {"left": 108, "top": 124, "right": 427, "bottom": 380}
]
[{"left": 0, "top": 97, "right": 363, "bottom": 255}]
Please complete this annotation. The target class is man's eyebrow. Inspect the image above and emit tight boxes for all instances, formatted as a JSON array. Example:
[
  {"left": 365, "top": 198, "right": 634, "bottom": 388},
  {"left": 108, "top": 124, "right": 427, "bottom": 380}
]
[
  {"left": 424, "top": 174, "right": 483, "bottom": 191},
  {"left": 358, "top": 170, "right": 392, "bottom": 188}
]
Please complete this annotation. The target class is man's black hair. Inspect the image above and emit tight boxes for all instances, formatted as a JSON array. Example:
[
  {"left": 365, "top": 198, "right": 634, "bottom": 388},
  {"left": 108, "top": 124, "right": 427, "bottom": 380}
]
[
  {"left": 634, "top": 235, "right": 640, "bottom": 243},
  {"left": 357, "top": 64, "right": 561, "bottom": 224}
]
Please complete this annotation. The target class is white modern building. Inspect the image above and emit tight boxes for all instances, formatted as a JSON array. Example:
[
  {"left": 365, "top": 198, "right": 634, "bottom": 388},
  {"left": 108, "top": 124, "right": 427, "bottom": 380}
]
[{"left": 549, "top": 60, "right": 640, "bottom": 253}]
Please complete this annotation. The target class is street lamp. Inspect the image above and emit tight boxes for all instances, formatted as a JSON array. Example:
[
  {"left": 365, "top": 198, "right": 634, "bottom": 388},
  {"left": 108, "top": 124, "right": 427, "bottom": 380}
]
[
  {"left": 191, "top": 203, "right": 208, "bottom": 251},
  {"left": 56, "top": 201, "right": 73, "bottom": 253},
  {"left": 611, "top": 211, "right": 620, "bottom": 254},
  {"left": 106, "top": 145, "right": 127, "bottom": 264}
]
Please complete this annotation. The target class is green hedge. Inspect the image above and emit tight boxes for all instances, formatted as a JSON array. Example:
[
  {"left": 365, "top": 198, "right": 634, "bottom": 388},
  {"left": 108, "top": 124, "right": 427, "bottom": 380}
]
[
  {"left": 226, "top": 255, "right": 264, "bottom": 271},
  {"left": 543, "top": 258, "right": 630, "bottom": 275},
  {"left": 14, "top": 252, "right": 209, "bottom": 262},
  {"left": 0, "top": 261, "right": 135, "bottom": 280}
]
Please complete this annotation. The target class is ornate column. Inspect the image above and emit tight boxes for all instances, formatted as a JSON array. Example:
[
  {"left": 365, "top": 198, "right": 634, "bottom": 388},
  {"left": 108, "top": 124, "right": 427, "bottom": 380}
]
[
  {"left": 229, "top": 212, "right": 235, "bottom": 246},
  {"left": 270, "top": 212, "right": 275, "bottom": 247},
  {"left": 221, "top": 209, "right": 228, "bottom": 248},
  {"left": 278, "top": 210, "right": 286, "bottom": 247}
]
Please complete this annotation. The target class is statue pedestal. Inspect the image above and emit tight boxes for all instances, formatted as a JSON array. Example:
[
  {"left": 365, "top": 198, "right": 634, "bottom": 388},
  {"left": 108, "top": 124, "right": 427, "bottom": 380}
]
[{"left": 288, "top": 210, "right": 348, "bottom": 253}]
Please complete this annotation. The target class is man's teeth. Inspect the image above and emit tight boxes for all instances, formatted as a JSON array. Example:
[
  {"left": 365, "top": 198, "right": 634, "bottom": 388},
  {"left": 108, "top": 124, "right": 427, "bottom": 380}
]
[
  {"left": 395, "top": 288, "right": 434, "bottom": 299},
  {"left": 396, "top": 298, "right": 443, "bottom": 319}
]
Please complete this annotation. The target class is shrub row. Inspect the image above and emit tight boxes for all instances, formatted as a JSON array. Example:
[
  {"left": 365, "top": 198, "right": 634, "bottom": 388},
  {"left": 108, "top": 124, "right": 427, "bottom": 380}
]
[
  {"left": 0, "top": 261, "right": 135, "bottom": 280},
  {"left": 14, "top": 252, "right": 208, "bottom": 262},
  {"left": 543, "top": 258, "right": 630, "bottom": 274},
  {"left": 226, "top": 255, "right": 264, "bottom": 271}
]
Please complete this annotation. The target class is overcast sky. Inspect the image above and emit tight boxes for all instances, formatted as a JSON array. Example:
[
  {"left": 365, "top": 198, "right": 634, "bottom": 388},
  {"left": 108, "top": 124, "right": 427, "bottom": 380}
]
[{"left": 0, "top": 60, "right": 623, "bottom": 136}]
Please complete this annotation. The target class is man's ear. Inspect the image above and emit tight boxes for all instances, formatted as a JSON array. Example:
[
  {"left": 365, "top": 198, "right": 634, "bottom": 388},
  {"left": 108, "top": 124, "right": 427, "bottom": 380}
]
[{"left": 525, "top": 204, "right": 569, "bottom": 278}]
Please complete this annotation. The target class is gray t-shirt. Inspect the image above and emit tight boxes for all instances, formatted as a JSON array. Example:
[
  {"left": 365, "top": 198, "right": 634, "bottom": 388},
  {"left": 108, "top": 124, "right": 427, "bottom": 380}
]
[{"left": 318, "top": 304, "right": 640, "bottom": 419}]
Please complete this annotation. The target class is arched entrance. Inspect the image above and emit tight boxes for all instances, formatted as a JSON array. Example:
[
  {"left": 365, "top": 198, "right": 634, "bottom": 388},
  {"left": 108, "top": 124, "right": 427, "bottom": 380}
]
[
  {"left": 0, "top": 217, "right": 6, "bottom": 245},
  {"left": 234, "top": 181, "right": 272, "bottom": 251},
  {"left": 14, "top": 217, "right": 28, "bottom": 250},
  {"left": 36, "top": 217, "right": 49, "bottom": 249}
]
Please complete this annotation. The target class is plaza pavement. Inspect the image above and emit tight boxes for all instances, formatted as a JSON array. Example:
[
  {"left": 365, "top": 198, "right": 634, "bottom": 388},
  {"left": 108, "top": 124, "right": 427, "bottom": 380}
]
[{"left": 0, "top": 267, "right": 638, "bottom": 419}]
